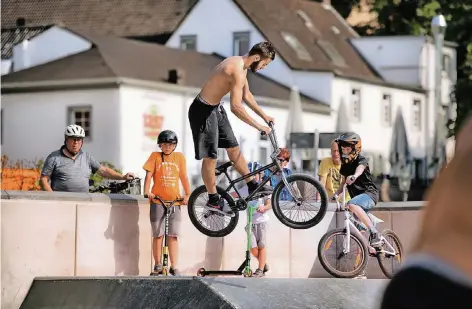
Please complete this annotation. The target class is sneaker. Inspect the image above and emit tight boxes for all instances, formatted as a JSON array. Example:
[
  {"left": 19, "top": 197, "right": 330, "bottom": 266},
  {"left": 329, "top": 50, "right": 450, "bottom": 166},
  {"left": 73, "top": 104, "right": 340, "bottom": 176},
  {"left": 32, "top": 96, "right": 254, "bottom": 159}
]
[
  {"left": 170, "top": 267, "right": 180, "bottom": 276},
  {"left": 263, "top": 263, "right": 270, "bottom": 273},
  {"left": 252, "top": 268, "right": 265, "bottom": 277},
  {"left": 205, "top": 199, "right": 235, "bottom": 217},
  {"left": 151, "top": 264, "right": 162, "bottom": 275},
  {"left": 369, "top": 232, "right": 383, "bottom": 248}
]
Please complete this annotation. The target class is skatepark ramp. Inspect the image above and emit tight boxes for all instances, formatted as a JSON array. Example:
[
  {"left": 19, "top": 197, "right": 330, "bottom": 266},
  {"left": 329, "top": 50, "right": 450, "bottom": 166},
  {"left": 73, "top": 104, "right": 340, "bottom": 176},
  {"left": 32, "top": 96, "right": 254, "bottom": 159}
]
[{"left": 19, "top": 276, "right": 388, "bottom": 309}]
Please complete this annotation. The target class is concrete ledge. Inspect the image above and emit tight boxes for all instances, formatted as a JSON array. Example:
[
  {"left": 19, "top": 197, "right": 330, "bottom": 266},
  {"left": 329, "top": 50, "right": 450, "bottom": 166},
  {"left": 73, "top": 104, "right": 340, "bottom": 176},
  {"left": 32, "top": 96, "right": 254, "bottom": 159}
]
[{"left": 0, "top": 190, "right": 424, "bottom": 210}]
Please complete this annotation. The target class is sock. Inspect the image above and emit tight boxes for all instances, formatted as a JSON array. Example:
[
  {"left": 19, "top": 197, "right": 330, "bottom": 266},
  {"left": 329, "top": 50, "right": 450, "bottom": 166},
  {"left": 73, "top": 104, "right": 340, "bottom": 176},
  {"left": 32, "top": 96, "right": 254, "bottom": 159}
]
[
  {"left": 208, "top": 193, "right": 219, "bottom": 204},
  {"left": 247, "top": 179, "right": 258, "bottom": 191}
]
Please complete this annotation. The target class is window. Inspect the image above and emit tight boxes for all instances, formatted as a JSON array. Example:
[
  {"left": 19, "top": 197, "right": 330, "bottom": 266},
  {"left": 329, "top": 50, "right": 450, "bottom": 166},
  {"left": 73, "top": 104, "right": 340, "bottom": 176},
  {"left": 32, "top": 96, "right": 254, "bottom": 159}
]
[
  {"left": 382, "top": 94, "right": 392, "bottom": 126},
  {"left": 180, "top": 35, "right": 197, "bottom": 51},
  {"left": 69, "top": 106, "right": 92, "bottom": 139},
  {"left": 442, "top": 54, "right": 451, "bottom": 75},
  {"left": 233, "top": 32, "right": 250, "bottom": 56},
  {"left": 412, "top": 99, "right": 421, "bottom": 130},
  {"left": 259, "top": 147, "right": 268, "bottom": 166},
  {"left": 281, "top": 31, "right": 312, "bottom": 61},
  {"left": 351, "top": 89, "right": 361, "bottom": 122},
  {"left": 296, "top": 10, "right": 321, "bottom": 36},
  {"left": 317, "top": 39, "right": 346, "bottom": 67}
]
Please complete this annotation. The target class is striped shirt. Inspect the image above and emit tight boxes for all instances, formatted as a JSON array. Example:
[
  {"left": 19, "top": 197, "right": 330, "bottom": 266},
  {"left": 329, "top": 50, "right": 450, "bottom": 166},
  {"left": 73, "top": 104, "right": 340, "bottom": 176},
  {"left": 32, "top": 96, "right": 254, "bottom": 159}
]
[{"left": 41, "top": 146, "right": 102, "bottom": 192}]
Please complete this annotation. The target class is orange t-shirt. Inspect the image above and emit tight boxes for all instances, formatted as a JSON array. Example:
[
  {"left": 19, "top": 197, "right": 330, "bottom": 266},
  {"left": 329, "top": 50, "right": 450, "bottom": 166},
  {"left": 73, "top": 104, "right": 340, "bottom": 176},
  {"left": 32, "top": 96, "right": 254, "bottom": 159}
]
[{"left": 142, "top": 152, "right": 189, "bottom": 201}]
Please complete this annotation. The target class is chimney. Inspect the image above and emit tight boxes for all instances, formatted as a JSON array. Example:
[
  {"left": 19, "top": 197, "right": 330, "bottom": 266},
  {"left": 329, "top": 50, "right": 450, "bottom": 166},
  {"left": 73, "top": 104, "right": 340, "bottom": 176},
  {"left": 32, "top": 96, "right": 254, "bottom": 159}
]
[
  {"left": 167, "top": 69, "right": 185, "bottom": 84},
  {"left": 16, "top": 17, "right": 26, "bottom": 27}
]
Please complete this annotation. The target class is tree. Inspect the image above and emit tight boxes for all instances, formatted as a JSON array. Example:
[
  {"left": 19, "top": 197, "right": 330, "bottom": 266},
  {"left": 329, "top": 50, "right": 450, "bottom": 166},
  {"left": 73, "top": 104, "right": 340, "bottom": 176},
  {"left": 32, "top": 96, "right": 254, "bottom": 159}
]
[{"left": 325, "top": 0, "right": 472, "bottom": 137}]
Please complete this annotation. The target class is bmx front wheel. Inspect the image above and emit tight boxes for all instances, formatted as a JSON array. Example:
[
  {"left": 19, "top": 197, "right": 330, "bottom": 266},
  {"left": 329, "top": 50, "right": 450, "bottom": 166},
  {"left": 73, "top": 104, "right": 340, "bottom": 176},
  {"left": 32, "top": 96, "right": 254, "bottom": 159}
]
[
  {"left": 318, "top": 228, "right": 368, "bottom": 278},
  {"left": 272, "top": 174, "right": 328, "bottom": 229},
  {"left": 187, "top": 185, "right": 239, "bottom": 237},
  {"left": 376, "top": 229, "right": 403, "bottom": 279}
]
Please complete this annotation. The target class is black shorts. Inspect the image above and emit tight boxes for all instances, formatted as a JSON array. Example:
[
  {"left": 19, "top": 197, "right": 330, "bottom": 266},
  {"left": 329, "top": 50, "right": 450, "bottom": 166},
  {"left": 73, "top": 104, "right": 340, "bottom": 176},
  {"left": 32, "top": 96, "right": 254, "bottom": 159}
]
[{"left": 188, "top": 95, "right": 239, "bottom": 160}]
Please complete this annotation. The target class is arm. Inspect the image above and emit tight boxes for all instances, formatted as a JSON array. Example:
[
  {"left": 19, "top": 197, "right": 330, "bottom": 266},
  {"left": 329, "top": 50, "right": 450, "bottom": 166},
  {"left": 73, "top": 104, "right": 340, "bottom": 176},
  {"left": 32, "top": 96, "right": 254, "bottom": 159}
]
[
  {"left": 143, "top": 171, "right": 153, "bottom": 197},
  {"left": 40, "top": 155, "right": 54, "bottom": 192},
  {"left": 40, "top": 176, "right": 53, "bottom": 192},
  {"left": 243, "top": 79, "right": 268, "bottom": 121},
  {"left": 229, "top": 71, "right": 264, "bottom": 130},
  {"left": 178, "top": 155, "right": 191, "bottom": 203},
  {"left": 97, "top": 166, "right": 126, "bottom": 180}
]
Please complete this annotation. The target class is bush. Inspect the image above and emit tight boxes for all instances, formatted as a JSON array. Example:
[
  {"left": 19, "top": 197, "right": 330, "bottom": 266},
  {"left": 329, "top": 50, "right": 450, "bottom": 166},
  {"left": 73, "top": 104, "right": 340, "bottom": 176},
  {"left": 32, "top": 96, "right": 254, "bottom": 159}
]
[
  {"left": 89, "top": 161, "right": 122, "bottom": 190},
  {"left": 1, "top": 155, "right": 42, "bottom": 191}
]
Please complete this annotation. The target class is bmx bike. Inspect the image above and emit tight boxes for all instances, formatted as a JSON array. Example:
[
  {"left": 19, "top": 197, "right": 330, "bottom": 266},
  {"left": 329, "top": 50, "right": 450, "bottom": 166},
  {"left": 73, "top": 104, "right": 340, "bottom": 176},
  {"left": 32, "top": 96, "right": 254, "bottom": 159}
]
[
  {"left": 317, "top": 184, "right": 403, "bottom": 279},
  {"left": 89, "top": 177, "right": 141, "bottom": 194},
  {"left": 144, "top": 194, "right": 184, "bottom": 276},
  {"left": 187, "top": 122, "right": 328, "bottom": 238},
  {"left": 196, "top": 196, "right": 262, "bottom": 278}
]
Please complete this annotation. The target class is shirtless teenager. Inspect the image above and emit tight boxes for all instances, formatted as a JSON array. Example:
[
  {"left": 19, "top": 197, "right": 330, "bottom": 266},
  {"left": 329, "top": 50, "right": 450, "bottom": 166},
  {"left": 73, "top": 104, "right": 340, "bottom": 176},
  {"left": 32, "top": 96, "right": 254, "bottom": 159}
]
[{"left": 188, "top": 41, "right": 276, "bottom": 215}]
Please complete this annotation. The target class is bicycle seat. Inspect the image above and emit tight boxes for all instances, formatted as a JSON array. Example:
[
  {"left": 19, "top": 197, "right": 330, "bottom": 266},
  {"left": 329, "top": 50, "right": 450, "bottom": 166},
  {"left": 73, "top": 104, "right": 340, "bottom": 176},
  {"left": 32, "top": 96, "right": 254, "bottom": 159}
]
[{"left": 215, "top": 161, "right": 233, "bottom": 175}]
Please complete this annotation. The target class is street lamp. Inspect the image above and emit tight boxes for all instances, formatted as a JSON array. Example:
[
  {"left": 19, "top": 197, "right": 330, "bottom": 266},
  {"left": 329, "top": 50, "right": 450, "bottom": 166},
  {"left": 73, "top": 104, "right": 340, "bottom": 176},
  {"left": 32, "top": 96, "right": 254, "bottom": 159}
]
[{"left": 431, "top": 10, "right": 447, "bottom": 177}]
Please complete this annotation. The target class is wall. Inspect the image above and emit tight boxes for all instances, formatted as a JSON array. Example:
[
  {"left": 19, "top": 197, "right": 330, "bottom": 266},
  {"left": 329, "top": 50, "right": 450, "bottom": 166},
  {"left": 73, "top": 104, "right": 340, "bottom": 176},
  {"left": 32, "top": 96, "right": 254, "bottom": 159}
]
[
  {"left": 165, "top": 0, "right": 331, "bottom": 102},
  {"left": 0, "top": 191, "right": 424, "bottom": 309},
  {"left": 333, "top": 78, "right": 426, "bottom": 158},
  {"left": 1, "top": 88, "right": 121, "bottom": 166},
  {"left": 11, "top": 26, "right": 91, "bottom": 72}
]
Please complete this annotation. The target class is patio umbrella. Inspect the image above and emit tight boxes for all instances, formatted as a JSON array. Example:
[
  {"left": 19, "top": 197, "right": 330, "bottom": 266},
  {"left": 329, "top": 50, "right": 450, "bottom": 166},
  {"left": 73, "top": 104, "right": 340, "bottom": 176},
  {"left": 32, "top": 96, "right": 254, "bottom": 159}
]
[
  {"left": 285, "top": 85, "right": 305, "bottom": 171},
  {"left": 335, "top": 98, "right": 350, "bottom": 132},
  {"left": 389, "top": 108, "right": 412, "bottom": 177}
]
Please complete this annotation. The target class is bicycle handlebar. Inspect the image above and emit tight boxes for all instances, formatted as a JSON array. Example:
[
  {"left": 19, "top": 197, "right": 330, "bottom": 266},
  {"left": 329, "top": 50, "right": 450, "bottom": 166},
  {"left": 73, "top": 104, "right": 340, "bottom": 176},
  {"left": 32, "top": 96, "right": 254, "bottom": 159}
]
[
  {"left": 144, "top": 194, "right": 184, "bottom": 206},
  {"left": 260, "top": 121, "right": 280, "bottom": 154}
]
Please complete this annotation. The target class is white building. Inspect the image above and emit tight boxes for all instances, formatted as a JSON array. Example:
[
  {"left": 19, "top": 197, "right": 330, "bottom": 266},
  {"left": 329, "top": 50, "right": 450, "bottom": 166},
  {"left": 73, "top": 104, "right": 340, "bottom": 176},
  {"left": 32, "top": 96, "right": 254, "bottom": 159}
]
[
  {"left": 1, "top": 27, "right": 330, "bottom": 188},
  {"left": 1, "top": 0, "right": 457, "bottom": 186}
]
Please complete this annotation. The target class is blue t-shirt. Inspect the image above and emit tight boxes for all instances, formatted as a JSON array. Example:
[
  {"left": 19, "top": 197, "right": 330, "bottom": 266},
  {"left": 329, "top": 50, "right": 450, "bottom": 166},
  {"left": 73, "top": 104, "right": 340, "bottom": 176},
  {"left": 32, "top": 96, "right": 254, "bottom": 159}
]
[{"left": 263, "top": 167, "right": 293, "bottom": 201}]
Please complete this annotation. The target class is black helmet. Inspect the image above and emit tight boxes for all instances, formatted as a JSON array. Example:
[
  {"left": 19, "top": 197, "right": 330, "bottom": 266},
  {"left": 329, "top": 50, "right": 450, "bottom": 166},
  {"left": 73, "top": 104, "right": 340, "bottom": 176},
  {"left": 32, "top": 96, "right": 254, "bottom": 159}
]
[{"left": 157, "top": 130, "right": 178, "bottom": 144}]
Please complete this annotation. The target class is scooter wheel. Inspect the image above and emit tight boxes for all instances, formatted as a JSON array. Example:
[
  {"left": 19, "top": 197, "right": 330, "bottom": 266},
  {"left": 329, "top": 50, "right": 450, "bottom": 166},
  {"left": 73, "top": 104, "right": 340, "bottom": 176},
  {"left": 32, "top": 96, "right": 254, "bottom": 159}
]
[
  {"left": 243, "top": 269, "right": 253, "bottom": 277},
  {"left": 162, "top": 268, "right": 168, "bottom": 276},
  {"left": 197, "top": 267, "right": 206, "bottom": 277}
]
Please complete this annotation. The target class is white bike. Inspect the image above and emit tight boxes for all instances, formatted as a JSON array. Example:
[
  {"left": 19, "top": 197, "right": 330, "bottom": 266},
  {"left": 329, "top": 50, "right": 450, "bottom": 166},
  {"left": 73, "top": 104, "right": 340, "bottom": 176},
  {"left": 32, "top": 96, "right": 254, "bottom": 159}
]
[{"left": 317, "top": 184, "right": 403, "bottom": 278}]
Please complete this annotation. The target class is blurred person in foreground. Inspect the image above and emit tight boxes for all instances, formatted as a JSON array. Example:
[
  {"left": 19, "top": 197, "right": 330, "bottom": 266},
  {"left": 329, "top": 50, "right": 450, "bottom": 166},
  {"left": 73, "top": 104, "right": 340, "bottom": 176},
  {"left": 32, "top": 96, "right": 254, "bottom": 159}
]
[
  {"left": 40, "top": 125, "right": 134, "bottom": 192},
  {"left": 380, "top": 115, "right": 472, "bottom": 309}
]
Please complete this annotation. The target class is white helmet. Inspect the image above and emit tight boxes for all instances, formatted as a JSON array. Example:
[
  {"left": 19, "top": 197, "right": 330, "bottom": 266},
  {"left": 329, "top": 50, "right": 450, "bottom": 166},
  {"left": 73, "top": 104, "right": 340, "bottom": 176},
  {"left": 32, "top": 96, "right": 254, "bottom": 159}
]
[{"left": 64, "top": 124, "right": 85, "bottom": 138}]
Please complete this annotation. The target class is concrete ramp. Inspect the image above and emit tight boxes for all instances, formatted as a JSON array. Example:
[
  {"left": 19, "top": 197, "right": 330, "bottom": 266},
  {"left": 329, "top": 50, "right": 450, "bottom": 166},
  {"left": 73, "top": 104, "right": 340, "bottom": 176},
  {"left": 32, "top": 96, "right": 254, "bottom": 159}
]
[{"left": 20, "top": 276, "right": 388, "bottom": 309}]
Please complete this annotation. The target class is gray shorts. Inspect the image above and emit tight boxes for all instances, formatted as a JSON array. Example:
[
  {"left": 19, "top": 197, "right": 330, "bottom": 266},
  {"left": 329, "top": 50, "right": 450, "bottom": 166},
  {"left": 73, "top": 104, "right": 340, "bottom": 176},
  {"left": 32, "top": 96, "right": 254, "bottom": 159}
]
[
  {"left": 150, "top": 202, "right": 182, "bottom": 238},
  {"left": 245, "top": 222, "right": 267, "bottom": 248}
]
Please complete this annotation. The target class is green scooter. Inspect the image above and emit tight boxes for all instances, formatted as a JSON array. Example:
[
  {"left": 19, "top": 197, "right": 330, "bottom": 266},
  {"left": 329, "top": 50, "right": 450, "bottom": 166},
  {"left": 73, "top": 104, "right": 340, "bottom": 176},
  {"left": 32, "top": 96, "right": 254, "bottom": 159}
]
[{"left": 196, "top": 196, "right": 262, "bottom": 278}]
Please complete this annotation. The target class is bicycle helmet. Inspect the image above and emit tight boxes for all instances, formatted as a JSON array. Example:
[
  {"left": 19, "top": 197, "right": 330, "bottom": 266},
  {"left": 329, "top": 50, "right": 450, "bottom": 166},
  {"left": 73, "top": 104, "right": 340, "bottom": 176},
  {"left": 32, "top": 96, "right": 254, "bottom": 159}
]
[
  {"left": 157, "top": 130, "right": 178, "bottom": 144},
  {"left": 336, "top": 132, "right": 362, "bottom": 164},
  {"left": 64, "top": 124, "right": 85, "bottom": 138}
]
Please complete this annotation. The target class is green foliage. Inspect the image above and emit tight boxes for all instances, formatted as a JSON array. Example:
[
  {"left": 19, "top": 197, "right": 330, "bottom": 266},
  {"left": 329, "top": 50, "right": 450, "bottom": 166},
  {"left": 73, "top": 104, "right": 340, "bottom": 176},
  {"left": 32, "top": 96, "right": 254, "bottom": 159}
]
[{"left": 89, "top": 161, "right": 122, "bottom": 188}]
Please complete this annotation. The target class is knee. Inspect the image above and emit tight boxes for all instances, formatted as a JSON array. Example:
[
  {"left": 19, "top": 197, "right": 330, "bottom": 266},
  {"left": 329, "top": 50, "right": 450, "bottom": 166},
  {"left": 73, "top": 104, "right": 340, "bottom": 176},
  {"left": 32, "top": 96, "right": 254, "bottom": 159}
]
[
  {"left": 202, "top": 158, "right": 216, "bottom": 165},
  {"left": 226, "top": 146, "right": 241, "bottom": 158}
]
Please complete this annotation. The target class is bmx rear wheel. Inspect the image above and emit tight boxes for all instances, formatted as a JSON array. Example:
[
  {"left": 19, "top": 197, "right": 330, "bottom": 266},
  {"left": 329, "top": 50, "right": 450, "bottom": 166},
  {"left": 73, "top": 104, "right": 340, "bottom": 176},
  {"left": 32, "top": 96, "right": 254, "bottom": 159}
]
[
  {"left": 197, "top": 267, "right": 206, "bottom": 277},
  {"left": 272, "top": 174, "right": 328, "bottom": 229},
  {"left": 187, "top": 185, "right": 239, "bottom": 237},
  {"left": 318, "top": 228, "right": 368, "bottom": 278}
]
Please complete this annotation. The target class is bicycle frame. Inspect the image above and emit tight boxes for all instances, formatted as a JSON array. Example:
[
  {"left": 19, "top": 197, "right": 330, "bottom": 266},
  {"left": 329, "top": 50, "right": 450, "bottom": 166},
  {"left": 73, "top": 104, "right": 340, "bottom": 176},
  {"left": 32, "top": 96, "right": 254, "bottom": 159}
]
[
  {"left": 335, "top": 185, "right": 397, "bottom": 256},
  {"left": 218, "top": 123, "right": 299, "bottom": 205}
]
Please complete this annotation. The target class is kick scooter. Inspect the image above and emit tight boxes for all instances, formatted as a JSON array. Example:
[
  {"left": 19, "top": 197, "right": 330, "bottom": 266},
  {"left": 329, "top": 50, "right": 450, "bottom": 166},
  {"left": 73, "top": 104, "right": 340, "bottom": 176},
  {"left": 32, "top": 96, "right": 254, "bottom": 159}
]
[
  {"left": 196, "top": 195, "right": 264, "bottom": 278},
  {"left": 145, "top": 195, "right": 184, "bottom": 276}
]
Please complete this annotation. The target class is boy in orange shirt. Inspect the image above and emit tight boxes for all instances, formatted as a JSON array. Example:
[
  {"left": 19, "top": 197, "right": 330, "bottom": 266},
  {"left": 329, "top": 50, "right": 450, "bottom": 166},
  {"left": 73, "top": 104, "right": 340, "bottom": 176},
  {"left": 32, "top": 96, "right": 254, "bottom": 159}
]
[{"left": 143, "top": 130, "right": 191, "bottom": 276}]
